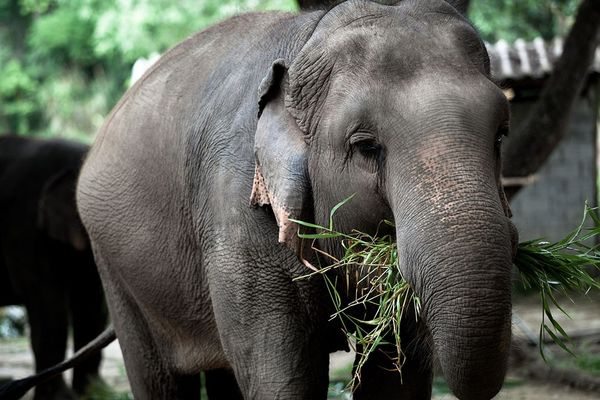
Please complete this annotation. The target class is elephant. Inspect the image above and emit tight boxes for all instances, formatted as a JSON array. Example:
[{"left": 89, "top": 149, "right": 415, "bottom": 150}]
[
  {"left": 76, "top": 0, "right": 518, "bottom": 399},
  {"left": 0, "top": 136, "right": 108, "bottom": 399}
]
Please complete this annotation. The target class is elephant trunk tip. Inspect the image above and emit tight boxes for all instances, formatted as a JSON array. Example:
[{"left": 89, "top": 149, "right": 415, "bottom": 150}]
[
  {"left": 436, "top": 328, "right": 511, "bottom": 400},
  {"left": 448, "top": 375, "right": 506, "bottom": 400}
]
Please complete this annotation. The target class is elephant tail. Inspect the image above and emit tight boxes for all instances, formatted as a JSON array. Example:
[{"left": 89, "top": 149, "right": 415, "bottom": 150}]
[{"left": 0, "top": 326, "right": 116, "bottom": 400}]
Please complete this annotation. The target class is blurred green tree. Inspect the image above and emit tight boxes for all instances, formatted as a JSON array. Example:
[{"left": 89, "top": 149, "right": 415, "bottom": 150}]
[
  {"left": 470, "top": 0, "right": 579, "bottom": 42},
  {"left": 0, "top": 0, "right": 298, "bottom": 140}
]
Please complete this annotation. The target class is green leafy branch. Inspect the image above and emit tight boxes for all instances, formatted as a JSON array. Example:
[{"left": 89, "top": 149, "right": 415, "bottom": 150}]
[
  {"left": 291, "top": 196, "right": 420, "bottom": 387},
  {"left": 514, "top": 203, "right": 600, "bottom": 360}
]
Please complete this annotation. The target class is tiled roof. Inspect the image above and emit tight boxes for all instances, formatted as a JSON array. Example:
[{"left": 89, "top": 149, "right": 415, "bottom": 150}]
[{"left": 487, "top": 38, "right": 600, "bottom": 80}]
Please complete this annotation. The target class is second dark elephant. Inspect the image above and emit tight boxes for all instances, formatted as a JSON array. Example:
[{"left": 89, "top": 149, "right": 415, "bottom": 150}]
[{"left": 0, "top": 136, "right": 108, "bottom": 400}]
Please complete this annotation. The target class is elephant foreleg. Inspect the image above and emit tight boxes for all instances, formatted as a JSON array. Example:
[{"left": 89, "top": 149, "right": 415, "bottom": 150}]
[{"left": 209, "top": 258, "right": 331, "bottom": 400}]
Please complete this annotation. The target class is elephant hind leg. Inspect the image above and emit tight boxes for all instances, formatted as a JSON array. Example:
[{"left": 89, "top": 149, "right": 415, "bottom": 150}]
[
  {"left": 102, "top": 282, "right": 179, "bottom": 399},
  {"left": 94, "top": 253, "right": 183, "bottom": 399}
]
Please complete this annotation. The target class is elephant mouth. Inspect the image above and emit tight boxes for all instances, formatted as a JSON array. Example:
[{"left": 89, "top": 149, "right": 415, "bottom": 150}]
[{"left": 290, "top": 201, "right": 513, "bottom": 400}]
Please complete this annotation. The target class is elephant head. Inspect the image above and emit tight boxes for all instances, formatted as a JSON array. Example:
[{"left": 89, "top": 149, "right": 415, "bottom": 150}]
[
  {"left": 251, "top": 0, "right": 517, "bottom": 398},
  {"left": 39, "top": 169, "right": 89, "bottom": 251}
]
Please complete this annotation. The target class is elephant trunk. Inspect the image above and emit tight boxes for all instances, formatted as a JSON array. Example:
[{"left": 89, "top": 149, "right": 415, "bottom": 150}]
[{"left": 393, "top": 196, "right": 515, "bottom": 400}]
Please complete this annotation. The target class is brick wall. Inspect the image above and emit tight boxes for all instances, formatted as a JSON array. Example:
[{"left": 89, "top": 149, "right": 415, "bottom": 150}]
[{"left": 508, "top": 83, "right": 599, "bottom": 242}]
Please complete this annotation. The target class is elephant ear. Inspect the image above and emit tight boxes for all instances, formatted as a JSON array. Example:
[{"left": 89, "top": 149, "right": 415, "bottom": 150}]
[
  {"left": 250, "top": 59, "right": 310, "bottom": 252},
  {"left": 38, "top": 169, "right": 88, "bottom": 251}
]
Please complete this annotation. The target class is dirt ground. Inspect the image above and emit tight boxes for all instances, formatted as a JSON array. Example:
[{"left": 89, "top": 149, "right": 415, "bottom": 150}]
[
  {"left": 1, "top": 293, "right": 599, "bottom": 399},
  {"left": 434, "top": 384, "right": 599, "bottom": 400}
]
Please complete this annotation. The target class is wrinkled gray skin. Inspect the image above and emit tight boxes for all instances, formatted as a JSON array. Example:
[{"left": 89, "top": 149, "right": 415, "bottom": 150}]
[
  {"left": 77, "top": 1, "right": 518, "bottom": 399},
  {"left": 0, "top": 136, "right": 108, "bottom": 400}
]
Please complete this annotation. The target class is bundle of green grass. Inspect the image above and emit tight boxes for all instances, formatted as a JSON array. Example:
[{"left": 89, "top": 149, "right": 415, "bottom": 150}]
[{"left": 292, "top": 200, "right": 600, "bottom": 384}]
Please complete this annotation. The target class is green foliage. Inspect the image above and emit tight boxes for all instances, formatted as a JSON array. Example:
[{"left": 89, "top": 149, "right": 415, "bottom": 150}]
[
  {"left": 0, "top": 0, "right": 297, "bottom": 140},
  {"left": 80, "top": 378, "right": 132, "bottom": 400},
  {"left": 19, "top": 0, "right": 54, "bottom": 14},
  {"left": 469, "top": 0, "right": 580, "bottom": 42},
  {"left": 514, "top": 204, "right": 600, "bottom": 360},
  {"left": 551, "top": 343, "right": 600, "bottom": 375},
  {"left": 575, "top": 352, "right": 600, "bottom": 375},
  {"left": 0, "top": 58, "right": 39, "bottom": 134},
  {"left": 28, "top": 5, "right": 97, "bottom": 67},
  {"left": 292, "top": 198, "right": 421, "bottom": 387},
  {"left": 92, "top": 0, "right": 297, "bottom": 64}
]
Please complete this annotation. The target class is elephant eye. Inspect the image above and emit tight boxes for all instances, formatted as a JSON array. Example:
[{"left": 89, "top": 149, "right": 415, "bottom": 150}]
[
  {"left": 350, "top": 133, "right": 381, "bottom": 158},
  {"left": 348, "top": 134, "right": 383, "bottom": 173},
  {"left": 356, "top": 140, "right": 382, "bottom": 157}
]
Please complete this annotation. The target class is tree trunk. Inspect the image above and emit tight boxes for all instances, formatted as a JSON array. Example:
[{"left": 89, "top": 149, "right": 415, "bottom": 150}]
[{"left": 502, "top": 0, "right": 600, "bottom": 199}]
